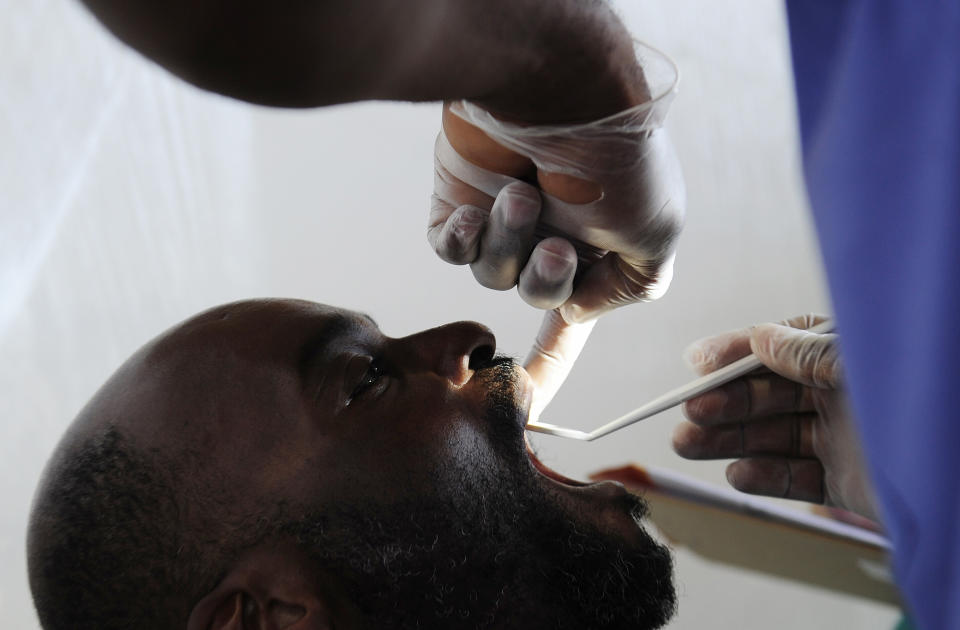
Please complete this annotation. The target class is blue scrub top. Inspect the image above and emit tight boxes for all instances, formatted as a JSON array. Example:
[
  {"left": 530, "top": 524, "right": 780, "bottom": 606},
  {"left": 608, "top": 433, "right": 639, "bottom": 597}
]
[{"left": 785, "top": 1, "right": 960, "bottom": 627}]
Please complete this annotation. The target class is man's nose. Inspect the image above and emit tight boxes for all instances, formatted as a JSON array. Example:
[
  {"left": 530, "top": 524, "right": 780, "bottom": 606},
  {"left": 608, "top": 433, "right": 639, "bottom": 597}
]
[{"left": 398, "top": 321, "right": 496, "bottom": 386}]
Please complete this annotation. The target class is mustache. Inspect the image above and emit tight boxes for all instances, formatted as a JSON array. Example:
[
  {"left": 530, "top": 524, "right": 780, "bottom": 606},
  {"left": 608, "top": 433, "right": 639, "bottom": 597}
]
[
  {"left": 470, "top": 353, "right": 526, "bottom": 456},
  {"left": 469, "top": 352, "right": 517, "bottom": 373}
]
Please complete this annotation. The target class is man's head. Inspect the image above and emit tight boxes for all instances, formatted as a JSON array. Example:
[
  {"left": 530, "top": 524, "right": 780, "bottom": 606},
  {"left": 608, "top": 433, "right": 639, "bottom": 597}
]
[{"left": 28, "top": 299, "right": 675, "bottom": 629}]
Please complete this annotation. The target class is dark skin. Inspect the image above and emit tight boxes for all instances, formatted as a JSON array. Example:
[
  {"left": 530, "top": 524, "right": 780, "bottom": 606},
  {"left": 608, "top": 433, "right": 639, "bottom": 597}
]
[
  {"left": 78, "top": 0, "right": 645, "bottom": 122},
  {"left": 77, "top": 0, "right": 647, "bottom": 232},
  {"left": 60, "top": 299, "right": 663, "bottom": 628}
]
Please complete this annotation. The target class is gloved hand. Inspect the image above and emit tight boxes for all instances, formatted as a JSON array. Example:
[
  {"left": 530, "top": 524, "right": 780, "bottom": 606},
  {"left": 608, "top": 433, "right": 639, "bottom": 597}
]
[
  {"left": 522, "top": 310, "right": 596, "bottom": 423},
  {"left": 673, "top": 314, "right": 880, "bottom": 522},
  {"left": 429, "top": 41, "right": 685, "bottom": 326}
]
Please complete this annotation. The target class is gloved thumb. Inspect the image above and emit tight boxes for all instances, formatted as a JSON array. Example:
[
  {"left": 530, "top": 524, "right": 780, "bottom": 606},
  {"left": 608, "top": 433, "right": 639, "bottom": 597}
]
[
  {"left": 749, "top": 323, "right": 843, "bottom": 389},
  {"left": 523, "top": 310, "right": 596, "bottom": 421}
]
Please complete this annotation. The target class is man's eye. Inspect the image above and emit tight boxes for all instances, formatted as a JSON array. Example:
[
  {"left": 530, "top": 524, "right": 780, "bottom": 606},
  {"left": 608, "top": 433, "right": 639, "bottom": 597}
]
[{"left": 349, "top": 361, "right": 382, "bottom": 401}]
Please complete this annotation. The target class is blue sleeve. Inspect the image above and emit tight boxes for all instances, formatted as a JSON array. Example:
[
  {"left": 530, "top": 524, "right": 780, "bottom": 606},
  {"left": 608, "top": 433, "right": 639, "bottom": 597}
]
[{"left": 786, "top": 1, "right": 960, "bottom": 627}]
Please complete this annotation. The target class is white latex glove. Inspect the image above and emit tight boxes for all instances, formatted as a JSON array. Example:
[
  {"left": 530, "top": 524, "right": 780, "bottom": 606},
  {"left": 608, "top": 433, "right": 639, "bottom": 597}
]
[
  {"left": 673, "top": 315, "right": 880, "bottom": 522},
  {"left": 522, "top": 310, "right": 596, "bottom": 423},
  {"left": 429, "top": 41, "right": 685, "bottom": 326}
]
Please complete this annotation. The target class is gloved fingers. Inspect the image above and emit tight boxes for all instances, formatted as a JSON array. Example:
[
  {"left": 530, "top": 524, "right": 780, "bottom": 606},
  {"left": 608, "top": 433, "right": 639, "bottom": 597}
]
[
  {"left": 558, "top": 251, "right": 675, "bottom": 324},
  {"left": 672, "top": 413, "right": 816, "bottom": 460},
  {"left": 469, "top": 181, "right": 542, "bottom": 290},
  {"left": 523, "top": 309, "right": 596, "bottom": 421},
  {"left": 726, "top": 457, "right": 825, "bottom": 504},
  {"left": 433, "top": 154, "right": 496, "bottom": 210},
  {"left": 779, "top": 313, "right": 831, "bottom": 331},
  {"left": 749, "top": 324, "right": 843, "bottom": 389},
  {"left": 683, "top": 314, "right": 831, "bottom": 377},
  {"left": 430, "top": 157, "right": 495, "bottom": 264},
  {"left": 683, "top": 326, "right": 756, "bottom": 376},
  {"left": 427, "top": 197, "right": 488, "bottom": 265},
  {"left": 682, "top": 374, "right": 814, "bottom": 426},
  {"left": 517, "top": 237, "right": 578, "bottom": 309}
]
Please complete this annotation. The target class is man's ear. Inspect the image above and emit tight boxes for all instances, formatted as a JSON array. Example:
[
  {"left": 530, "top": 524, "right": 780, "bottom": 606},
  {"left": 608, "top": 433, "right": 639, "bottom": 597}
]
[{"left": 187, "top": 544, "right": 355, "bottom": 630}]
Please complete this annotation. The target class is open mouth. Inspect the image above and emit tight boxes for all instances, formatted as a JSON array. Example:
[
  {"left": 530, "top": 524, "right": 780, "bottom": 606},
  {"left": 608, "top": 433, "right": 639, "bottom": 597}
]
[
  {"left": 524, "top": 436, "right": 588, "bottom": 487},
  {"left": 514, "top": 363, "right": 597, "bottom": 489}
]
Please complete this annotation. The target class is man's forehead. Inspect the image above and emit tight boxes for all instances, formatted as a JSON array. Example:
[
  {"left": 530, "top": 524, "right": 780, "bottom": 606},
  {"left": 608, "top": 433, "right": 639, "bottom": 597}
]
[
  {"left": 110, "top": 302, "right": 349, "bottom": 432},
  {"left": 132, "top": 300, "right": 362, "bottom": 379},
  {"left": 168, "top": 299, "right": 376, "bottom": 340},
  {"left": 185, "top": 299, "right": 344, "bottom": 327}
]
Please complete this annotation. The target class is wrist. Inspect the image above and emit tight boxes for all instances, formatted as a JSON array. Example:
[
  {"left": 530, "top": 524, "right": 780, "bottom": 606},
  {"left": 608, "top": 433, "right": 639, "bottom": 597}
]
[{"left": 474, "top": 2, "right": 650, "bottom": 124}]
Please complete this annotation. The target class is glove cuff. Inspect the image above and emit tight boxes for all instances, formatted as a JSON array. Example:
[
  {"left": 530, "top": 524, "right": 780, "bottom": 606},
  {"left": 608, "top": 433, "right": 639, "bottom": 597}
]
[{"left": 448, "top": 40, "right": 679, "bottom": 165}]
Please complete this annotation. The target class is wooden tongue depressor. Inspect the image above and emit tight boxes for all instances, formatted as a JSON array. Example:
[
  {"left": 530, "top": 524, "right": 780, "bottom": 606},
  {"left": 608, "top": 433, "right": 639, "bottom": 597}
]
[{"left": 526, "top": 319, "right": 835, "bottom": 442}]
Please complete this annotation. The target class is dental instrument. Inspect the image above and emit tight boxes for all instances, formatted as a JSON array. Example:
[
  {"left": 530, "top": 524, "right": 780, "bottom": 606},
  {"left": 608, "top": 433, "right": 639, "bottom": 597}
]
[{"left": 526, "top": 319, "right": 835, "bottom": 441}]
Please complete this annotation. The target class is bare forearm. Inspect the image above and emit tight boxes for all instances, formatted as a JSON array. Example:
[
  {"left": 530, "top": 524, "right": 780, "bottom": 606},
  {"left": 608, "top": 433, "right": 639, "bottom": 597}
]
[{"left": 80, "top": 0, "right": 643, "bottom": 120}]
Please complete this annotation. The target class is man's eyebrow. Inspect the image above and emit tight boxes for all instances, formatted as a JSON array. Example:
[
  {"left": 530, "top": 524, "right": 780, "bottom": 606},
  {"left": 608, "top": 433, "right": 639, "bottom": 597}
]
[
  {"left": 297, "top": 317, "right": 351, "bottom": 379},
  {"left": 359, "top": 312, "right": 379, "bottom": 329}
]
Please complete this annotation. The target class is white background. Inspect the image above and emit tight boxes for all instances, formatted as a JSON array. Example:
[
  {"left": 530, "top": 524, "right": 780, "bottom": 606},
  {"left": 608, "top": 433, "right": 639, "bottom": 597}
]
[{"left": 1, "top": 0, "right": 900, "bottom": 627}]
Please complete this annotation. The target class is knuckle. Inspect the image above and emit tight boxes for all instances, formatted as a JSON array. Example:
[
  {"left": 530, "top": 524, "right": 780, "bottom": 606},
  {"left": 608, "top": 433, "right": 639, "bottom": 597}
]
[
  {"left": 683, "top": 343, "right": 718, "bottom": 374},
  {"left": 811, "top": 339, "right": 843, "bottom": 388},
  {"left": 614, "top": 257, "right": 661, "bottom": 302},
  {"left": 481, "top": 236, "right": 524, "bottom": 263}
]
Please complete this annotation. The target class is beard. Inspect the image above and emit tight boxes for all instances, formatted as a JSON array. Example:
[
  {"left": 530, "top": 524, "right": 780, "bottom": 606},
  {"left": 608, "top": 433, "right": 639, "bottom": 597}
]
[{"left": 280, "top": 355, "right": 675, "bottom": 629}]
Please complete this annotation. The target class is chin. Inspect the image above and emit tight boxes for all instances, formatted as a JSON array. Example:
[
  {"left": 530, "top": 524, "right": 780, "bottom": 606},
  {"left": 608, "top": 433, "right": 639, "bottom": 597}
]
[{"left": 517, "top": 437, "right": 677, "bottom": 630}]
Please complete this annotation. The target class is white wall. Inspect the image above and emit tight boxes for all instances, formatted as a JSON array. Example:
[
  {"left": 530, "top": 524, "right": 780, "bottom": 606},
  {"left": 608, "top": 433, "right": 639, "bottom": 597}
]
[{"left": 0, "top": 0, "right": 899, "bottom": 627}]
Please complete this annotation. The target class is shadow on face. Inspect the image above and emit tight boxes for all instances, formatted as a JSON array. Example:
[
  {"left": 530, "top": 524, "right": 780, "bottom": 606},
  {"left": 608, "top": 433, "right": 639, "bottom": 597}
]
[{"left": 28, "top": 299, "right": 675, "bottom": 630}]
